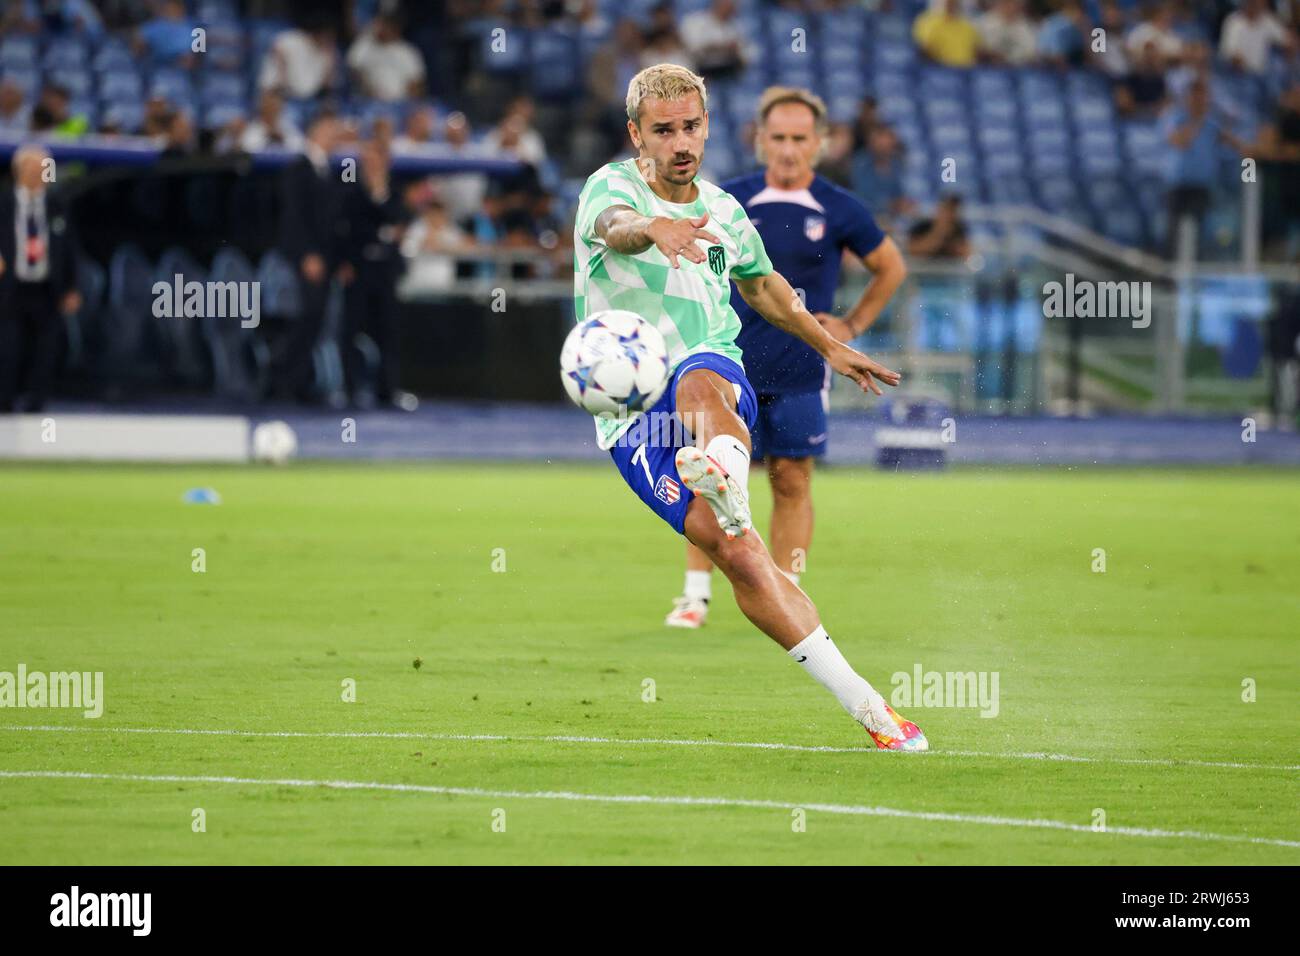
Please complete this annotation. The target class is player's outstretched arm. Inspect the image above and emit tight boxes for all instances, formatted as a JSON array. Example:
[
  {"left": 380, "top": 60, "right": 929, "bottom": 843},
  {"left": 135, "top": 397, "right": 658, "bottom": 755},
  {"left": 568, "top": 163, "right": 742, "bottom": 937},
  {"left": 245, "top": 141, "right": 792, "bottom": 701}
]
[
  {"left": 595, "top": 206, "right": 719, "bottom": 269},
  {"left": 734, "top": 269, "right": 901, "bottom": 396}
]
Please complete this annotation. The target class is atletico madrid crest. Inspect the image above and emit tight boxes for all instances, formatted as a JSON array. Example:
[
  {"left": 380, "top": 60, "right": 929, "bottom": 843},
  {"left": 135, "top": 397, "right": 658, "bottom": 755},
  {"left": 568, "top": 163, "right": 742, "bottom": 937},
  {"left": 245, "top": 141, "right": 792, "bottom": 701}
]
[{"left": 654, "top": 474, "right": 681, "bottom": 505}]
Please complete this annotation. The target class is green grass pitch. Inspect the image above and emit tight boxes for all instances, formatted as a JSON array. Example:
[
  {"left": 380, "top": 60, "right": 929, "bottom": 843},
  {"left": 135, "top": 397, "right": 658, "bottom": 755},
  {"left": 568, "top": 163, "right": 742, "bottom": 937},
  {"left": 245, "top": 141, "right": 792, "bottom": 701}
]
[{"left": 1, "top": 462, "right": 1297, "bottom": 864}]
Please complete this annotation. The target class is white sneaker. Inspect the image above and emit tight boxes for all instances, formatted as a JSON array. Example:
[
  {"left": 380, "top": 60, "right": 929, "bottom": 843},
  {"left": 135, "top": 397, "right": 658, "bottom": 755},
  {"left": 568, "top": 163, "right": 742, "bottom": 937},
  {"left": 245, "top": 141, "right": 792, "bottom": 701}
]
[
  {"left": 674, "top": 445, "right": 752, "bottom": 539},
  {"left": 665, "top": 596, "right": 709, "bottom": 629}
]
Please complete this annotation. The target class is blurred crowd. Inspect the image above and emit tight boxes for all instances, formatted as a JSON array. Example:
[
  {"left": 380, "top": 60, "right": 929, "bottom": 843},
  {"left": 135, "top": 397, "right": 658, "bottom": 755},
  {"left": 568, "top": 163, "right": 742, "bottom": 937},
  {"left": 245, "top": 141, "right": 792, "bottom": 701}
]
[
  {"left": 1, "top": 1, "right": 1298, "bottom": 409},
  {"left": 1, "top": 1, "right": 1297, "bottom": 259}
]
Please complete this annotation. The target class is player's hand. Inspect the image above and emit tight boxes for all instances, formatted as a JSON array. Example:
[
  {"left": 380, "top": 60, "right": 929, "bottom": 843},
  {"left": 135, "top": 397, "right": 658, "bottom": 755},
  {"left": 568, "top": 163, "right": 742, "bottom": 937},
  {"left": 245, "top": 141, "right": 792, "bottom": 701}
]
[
  {"left": 816, "top": 311, "right": 858, "bottom": 343},
  {"left": 646, "top": 214, "right": 719, "bottom": 269},
  {"left": 827, "top": 342, "right": 900, "bottom": 396}
]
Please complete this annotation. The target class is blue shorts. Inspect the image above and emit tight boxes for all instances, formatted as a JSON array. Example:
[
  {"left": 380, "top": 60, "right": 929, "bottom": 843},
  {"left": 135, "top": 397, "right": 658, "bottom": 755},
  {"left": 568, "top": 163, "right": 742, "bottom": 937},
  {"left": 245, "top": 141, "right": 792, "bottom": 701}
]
[
  {"left": 751, "top": 389, "right": 829, "bottom": 461},
  {"left": 608, "top": 352, "right": 758, "bottom": 535}
]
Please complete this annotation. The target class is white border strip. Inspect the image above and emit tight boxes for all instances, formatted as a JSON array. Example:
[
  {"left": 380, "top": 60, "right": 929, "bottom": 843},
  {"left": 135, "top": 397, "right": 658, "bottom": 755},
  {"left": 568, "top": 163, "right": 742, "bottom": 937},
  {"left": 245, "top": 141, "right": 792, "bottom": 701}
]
[
  {"left": 3, "top": 724, "right": 1297, "bottom": 773},
  {"left": 1, "top": 769, "right": 1296, "bottom": 849}
]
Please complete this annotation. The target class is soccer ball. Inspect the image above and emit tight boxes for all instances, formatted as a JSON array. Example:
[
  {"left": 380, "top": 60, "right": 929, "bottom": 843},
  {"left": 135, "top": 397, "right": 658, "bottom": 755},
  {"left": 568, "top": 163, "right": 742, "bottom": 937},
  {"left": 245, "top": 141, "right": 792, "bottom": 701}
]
[
  {"left": 560, "top": 310, "right": 670, "bottom": 416},
  {"left": 251, "top": 420, "right": 298, "bottom": 464}
]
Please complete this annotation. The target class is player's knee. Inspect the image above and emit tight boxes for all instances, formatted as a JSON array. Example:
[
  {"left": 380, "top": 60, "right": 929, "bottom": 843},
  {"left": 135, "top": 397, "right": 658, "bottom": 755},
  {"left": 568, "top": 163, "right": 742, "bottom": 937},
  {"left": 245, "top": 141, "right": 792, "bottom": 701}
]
[
  {"left": 768, "top": 458, "right": 811, "bottom": 501},
  {"left": 709, "top": 534, "right": 768, "bottom": 590}
]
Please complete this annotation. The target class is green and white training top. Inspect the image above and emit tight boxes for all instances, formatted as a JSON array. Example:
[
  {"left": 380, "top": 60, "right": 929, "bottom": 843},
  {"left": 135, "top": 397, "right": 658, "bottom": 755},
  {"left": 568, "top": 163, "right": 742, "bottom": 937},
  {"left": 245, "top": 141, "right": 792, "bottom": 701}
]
[{"left": 573, "top": 158, "right": 774, "bottom": 449}]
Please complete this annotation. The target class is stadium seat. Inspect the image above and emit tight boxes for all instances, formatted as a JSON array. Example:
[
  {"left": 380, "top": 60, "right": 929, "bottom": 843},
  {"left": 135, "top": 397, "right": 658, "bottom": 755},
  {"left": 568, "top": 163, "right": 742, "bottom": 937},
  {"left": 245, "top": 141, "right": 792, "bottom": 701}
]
[
  {"left": 878, "top": 93, "right": 916, "bottom": 124},
  {"left": 0, "top": 36, "right": 38, "bottom": 70},
  {"left": 150, "top": 70, "right": 195, "bottom": 104},
  {"left": 983, "top": 147, "right": 1026, "bottom": 179},
  {"left": 890, "top": 119, "right": 924, "bottom": 152},
  {"left": 105, "top": 245, "right": 156, "bottom": 382},
  {"left": 1099, "top": 205, "right": 1148, "bottom": 247},
  {"left": 873, "top": 13, "right": 912, "bottom": 42},
  {"left": 101, "top": 102, "right": 146, "bottom": 133},
  {"left": 925, "top": 96, "right": 967, "bottom": 125},
  {"left": 195, "top": 0, "right": 241, "bottom": 23},
  {"left": 920, "top": 68, "right": 967, "bottom": 98},
  {"left": 974, "top": 97, "right": 1018, "bottom": 124},
  {"left": 1086, "top": 177, "right": 1129, "bottom": 210},
  {"left": 206, "top": 248, "right": 266, "bottom": 401},
  {"left": 826, "top": 93, "right": 861, "bottom": 124},
  {"left": 92, "top": 40, "right": 135, "bottom": 72},
  {"left": 977, "top": 124, "right": 1019, "bottom": 153},
  {"left": 201, "top": 72, "right": 245, "bottom": 106},
  {"left": 527, "top": 27, "right": 583, "bottom": 101},
  {"left": 2, "top": 68, "right": 41, "bottom": 97},
  {"left": 42, "top": 38, "right": 90, "bottom": 72},
  {"left": 930, "top": 122, "right": 974, "bottom": 153},
  {"left": 99, "top": 69, "right": 144, "bottom": 102},
  {"left": 1023, "top": 97, "right": 1068, "bottom": 127},
  {"left": 155, "top": 247, "right": 210, "bottom": 386},
  {"left": 1070, "top": 95, "right": 1116, "bottom": 127},
  {"left": 972, "top": 69, "right": 1015, "bottom": 99},
  {"left": 815, "top": 7, "right": 869, "bottom": 44},
  {"left": 873, "top": 41, "right": 916, "bottom": 72},
  {"left": 48, "top": 69, "right": 95, "bottom": 99},
  {"left": 985, "top": 176, "right": 1034, "bottom": 206},
  {"left": 202, "top": 102, "right": 245, "bottom": 130}
]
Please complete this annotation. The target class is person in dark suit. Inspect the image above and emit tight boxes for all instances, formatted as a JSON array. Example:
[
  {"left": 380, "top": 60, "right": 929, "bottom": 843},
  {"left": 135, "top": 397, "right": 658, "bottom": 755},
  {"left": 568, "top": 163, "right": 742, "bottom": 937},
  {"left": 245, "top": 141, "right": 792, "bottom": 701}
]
[
  {"left": 337, "top": 138, "right": 414, "bottom": 409},
  {"left": 269, "top": 110, "right": 345, "bottom": 402},
  {"left": 0, "top": 144, "right": 81, "bottom": 413}
]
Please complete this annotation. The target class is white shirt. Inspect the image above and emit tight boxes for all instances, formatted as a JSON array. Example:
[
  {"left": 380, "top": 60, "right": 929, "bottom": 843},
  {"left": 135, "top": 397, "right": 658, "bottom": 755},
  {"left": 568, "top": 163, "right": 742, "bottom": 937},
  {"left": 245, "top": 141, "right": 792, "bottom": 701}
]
[
  {"left": 680, "top": 11, "right": 754, "bottom": 70},
  {"left": 1126, "top": 22, "right": 1184, "bottom": 61},
  {"left": 14, "top": 187, "right": 49, "bottom": 282},
  {"left": 239, "top": 117, "right": 304, "bottom": 152},
  {"left": 482, "top": 125, "right": 547, "bottom": 166},
  {"left": 346, "top": 31, "right": 425, "bottom": 102},
  {"left": 1219, "top": 12, "right": 1289, "bottom": 74},
  {"left": 259, "top": 30, "right": 336, "bottom": 98},
  {"left": 977, "top": 12, "right": 1039, "bottom": 65}
]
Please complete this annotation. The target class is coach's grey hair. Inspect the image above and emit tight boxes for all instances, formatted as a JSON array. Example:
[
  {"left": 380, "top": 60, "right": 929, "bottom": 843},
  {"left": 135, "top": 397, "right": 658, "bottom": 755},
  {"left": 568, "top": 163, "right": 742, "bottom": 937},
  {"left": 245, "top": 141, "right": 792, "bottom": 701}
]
[{"left": 625, "top": 63, "right": 708, "bottom": 125}]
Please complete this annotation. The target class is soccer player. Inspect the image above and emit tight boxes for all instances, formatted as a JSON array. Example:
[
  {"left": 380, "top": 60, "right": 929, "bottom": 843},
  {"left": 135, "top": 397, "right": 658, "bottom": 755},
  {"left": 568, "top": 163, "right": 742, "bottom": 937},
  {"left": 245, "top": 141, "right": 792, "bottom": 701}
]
[
  {"left": 666, "top": 86, "right": 907, "bottom": 629},
  {"left": 573, "top": 64, "right": 926, "bottom": 750}
]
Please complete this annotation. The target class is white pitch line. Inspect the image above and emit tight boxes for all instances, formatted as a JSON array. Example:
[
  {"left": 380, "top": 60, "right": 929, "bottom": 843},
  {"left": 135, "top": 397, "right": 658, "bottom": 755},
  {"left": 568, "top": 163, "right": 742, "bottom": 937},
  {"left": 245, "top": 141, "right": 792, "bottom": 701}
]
[
  {"left": 0, "top": 769, "right": 1296, "bottom": 850},
  {"left": 3, "top": 724, "right": 1298, "bottom": 773}
]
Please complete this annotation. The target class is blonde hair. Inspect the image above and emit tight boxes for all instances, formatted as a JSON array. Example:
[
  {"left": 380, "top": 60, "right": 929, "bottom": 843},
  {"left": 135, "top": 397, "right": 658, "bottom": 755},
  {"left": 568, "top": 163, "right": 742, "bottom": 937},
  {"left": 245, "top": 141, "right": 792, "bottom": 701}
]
[
  {"left": 754, "top": 86, "right": 830, "bottom": 163},
  {"left": 626, "top": 63, "right": 708, "bottom": 125}
]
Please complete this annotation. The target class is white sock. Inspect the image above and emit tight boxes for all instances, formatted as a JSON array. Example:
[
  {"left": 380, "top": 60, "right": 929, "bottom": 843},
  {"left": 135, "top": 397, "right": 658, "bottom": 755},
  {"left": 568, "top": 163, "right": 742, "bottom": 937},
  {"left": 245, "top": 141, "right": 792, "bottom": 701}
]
[
  {"left": 704, "top": 434, "right": 750, "bottom": 496},
  {"left": 787, "top": 625, "right": 882, "bottom": 716},
  {"left": 684, "top": 569, "right": 712, "bottom": 602},
  {"left": 780, "top": 569, "right": 800, "bottom": 587}
]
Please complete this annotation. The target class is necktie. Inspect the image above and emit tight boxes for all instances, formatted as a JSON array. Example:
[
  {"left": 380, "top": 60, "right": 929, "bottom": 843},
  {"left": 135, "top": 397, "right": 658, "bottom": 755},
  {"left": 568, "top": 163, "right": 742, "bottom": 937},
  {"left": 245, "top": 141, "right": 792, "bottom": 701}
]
[{"left": 25, "top": 201, "right": 44, "bottom": 268}]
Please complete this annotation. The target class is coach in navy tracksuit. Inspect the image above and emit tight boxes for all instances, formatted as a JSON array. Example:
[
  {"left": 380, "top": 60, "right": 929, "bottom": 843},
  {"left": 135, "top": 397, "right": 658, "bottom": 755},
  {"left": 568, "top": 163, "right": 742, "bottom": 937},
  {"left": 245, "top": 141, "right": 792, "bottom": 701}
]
[{"left": 665, "top": 86, "right": 907, "bottom": 629}]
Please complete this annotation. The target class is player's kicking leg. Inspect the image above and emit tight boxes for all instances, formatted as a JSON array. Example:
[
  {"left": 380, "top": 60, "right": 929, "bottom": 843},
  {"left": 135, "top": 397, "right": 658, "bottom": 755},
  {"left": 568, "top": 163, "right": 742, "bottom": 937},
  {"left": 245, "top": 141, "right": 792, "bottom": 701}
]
[
  {"left": 666, "top": 402, "right": 817, "bottom": 628},
  {"left": 672, "top": 367, "right": 926, "bottom": 750}
]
